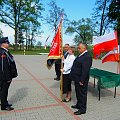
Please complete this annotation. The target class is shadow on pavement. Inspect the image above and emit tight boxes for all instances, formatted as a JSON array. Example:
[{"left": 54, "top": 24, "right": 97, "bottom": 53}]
[
  {"left": 9, "top": 87, "right": 28, "bottom": 104},
  {"left": 88, "top": 85, "right": 113, "bottom": 98}
]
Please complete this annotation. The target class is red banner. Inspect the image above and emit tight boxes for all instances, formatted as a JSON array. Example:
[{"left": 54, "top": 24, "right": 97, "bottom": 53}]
[{"left": 48, "top": 20, "right": 62, "bottom": 59}]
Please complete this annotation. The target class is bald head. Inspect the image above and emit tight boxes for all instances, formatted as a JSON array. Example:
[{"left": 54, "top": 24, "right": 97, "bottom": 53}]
[{"left": 78, "top": 43, "right": 88, "bottom": 53}]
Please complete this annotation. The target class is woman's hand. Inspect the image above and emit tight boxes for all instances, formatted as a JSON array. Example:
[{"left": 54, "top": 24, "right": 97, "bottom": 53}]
[
  {"left": 60, "top": 69, "right": 64, "bottom": 73},
  {"left": 79, "top": 82, "right": 83, "bottom": 86}
]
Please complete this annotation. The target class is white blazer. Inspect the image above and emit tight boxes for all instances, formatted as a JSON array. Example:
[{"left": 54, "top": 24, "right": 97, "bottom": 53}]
[{"left": 63, "top": 54, "right": 75, "bottom": 74}]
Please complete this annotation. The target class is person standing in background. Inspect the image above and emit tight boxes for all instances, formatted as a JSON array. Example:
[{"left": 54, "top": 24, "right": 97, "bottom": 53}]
[
  {"left": 0, "top": 37, "right": 18, "bottom": 111},
  {"left": 63, "top": 44, "right": 70, "bottom": 59},
  {"left": 61, "top": 46, "right": 75, "bottom": 102},
  {"left": 70, "top": 43, "right": 92, "bottom": 115},
  {"left": 54, "top": 44, "right": 70, "bottom": 81}
]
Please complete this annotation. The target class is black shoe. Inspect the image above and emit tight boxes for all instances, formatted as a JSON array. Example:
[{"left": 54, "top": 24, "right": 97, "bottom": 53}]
[
  {"left": 74, "top": 110, "right": 86, "bottom": 115},
  {"left": 5, "top": 103, "right": 12, "bottom": 107},
  {"left": 54, "top": 77, "right": 60, "bottom": 81},
  {"left": 71, "top": 105, "right": 79, "bottom": 109},
  {"left": 1, "top": 106, "right": 14, "bottom": 111}
]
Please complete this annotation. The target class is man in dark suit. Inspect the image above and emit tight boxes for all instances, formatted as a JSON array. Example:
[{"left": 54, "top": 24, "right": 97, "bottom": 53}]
[
  {"left": 54, "top": 44, "right": 69, "bottom": 81},
  {"left": 0, "top": 37, "right": 17, "bottom": 111},
  {"left": 70, "top": 43, "right": 92, "bottom": 115},
  {"left": 63, "top": 44, "right": 69, "bottom": 59}
]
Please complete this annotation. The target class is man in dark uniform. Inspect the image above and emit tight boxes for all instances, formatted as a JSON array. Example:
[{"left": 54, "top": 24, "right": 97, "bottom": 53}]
[
  {"left": 54, "top": 44, "right": 70, "bottom": 81},
  {"left": 0, "top": 37, "right": 17, "bottom": 111},
  {"left": 70, "top": 43, "right": 92, "bottom": 115},
  {"left": 54, "top": 59, "right": 61, "bottom": 81}
]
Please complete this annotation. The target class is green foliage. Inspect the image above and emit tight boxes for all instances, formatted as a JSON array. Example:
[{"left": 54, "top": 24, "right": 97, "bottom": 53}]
[
  {"left": 0, "top": 0, "right": 44, "bottom": 50},
  {"left": 65, "top": 18, "right": 94, "bottom": 45},
  {"left": 36, "top": 41, "right": 42, "bottom": 48},
  {"left": 0, "top": 0, "right": 3, "bottom": 4},
  {"left": 92, "top": 0, "right": 113, "bottom": 36},
  {"left": 0, "top": 28, "right": 3, "bottom": 38},
  {"left": 9, "top": 47, "right": 50, "bottom": 55},
  {"left": 108, "top": 0, "right": 120, "bottom": 30},
  {"left": 45, "top": 0, "right": 68, "bottom": 32}
]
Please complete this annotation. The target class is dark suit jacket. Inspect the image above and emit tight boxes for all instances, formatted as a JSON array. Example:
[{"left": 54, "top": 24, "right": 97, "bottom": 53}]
[
  {"left": 0, "top": 48, "right": 12, "bottom": 82},
  {"left": 70, "top": 52, "right": 92, "bottom": 83},
  {"left": 63, "top": 51, "right": 69, "bottom": 59}
]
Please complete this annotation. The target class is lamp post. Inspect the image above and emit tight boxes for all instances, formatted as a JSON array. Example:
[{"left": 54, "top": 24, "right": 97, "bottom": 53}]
[{"left": 23, "top": 46, "right": 26, "bottom": 55}]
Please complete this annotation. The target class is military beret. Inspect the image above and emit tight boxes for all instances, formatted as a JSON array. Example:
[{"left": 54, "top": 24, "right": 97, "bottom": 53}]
[{"left": 0, "top": 37, "right": 10, "bottom": 44}]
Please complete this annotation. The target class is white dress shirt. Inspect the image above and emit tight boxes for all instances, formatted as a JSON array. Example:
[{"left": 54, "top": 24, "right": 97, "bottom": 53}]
[
  {"left": 63, "top": 54, "right": 75, "bottom": 74},
  {"left": 78, "top": 50, "right": 88, "bottom": 57}
]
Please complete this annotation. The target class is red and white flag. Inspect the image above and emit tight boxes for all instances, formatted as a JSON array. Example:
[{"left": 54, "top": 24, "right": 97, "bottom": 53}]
[
  {"left": 93, "top": 31, "right": 118, "bottom": 58},
  {"left": 102, "top": 48, "right": 119, "bottom": 63}
]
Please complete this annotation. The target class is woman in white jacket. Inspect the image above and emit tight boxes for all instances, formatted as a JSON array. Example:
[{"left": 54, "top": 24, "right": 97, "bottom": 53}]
[{"left": 61, "top": 47, "right": 75, "bottom": 102}]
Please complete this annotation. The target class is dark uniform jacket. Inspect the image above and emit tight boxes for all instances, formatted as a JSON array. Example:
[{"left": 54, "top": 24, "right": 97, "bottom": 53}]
[
  {"left": 0, "top": 47, "right": 18, "bottom": 87},
  {"left": 0, "top": 48, "right": 13, "bottom": 82},
  {"left": 70, "top": 52, "right": 92, "bottom": 83}
]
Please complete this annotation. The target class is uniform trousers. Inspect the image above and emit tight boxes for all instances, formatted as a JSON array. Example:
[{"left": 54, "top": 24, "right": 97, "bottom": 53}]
[
  {"left": 75, "top": 81, "right": 88, "bottom": 112},
  {"left": 55, "top": 63, "right": 61, "bottom": 78},
  {"left": 1, "top": 80, "right": 11, "bottom": 109}
]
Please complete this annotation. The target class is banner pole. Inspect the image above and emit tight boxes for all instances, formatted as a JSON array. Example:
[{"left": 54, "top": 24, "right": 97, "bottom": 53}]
[
  {"left": 60, "top": 18, "right": 64, "bottom": 100},
  {"left": 117, "top": 29, "right": 120, "bottom": 74}
]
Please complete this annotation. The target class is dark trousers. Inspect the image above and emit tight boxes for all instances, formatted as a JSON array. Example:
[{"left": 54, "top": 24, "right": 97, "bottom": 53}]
[
  {"left": 63, "top": 74, "right": 71, "bottom": 94},
  {"left": 75, "top": 82, "right": 88, "bottom": 112},
  {"left": 1, "top": 81, "right": 11, "bottom": 109},
  {"left": 55, "top": 63, "right": 61, "bottom": 78}
]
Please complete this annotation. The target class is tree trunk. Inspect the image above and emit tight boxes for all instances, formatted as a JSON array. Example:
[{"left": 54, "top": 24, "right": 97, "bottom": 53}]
[
  {"left": 25, "top": 30, "right": 28, "bottom": 50},
  {"left": 30, "top": 39, "right": 32, "bottom": 50},
  {"left": 14, "top": 22, "right": 18, "bottom": 50},
  {"left": 20, "top": 44, "right": 22, "bottom": 50},
  {"left": 13, "top": 2, "right": 18, "bottom": 51},
  {"left": 99, "top": 0, "right": 107, "bottom": 36}
]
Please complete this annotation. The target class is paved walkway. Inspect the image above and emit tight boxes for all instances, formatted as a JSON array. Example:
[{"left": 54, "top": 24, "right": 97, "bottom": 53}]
[{"left": 0, "top": 55, "right": 120, "bottom": 120}]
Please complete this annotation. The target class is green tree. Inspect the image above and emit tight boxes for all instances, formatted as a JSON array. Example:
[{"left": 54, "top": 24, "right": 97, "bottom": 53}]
[
  {"left": 65, "top": 18, "right": 94, "bottom": 45},
  {"left": 18, "top": 27, "right": 24, "bottom": 50},
  {"left": 36, "top": 41, "right": 42, "bottom": 49},
  {"left": 0, "top": 0, "right": 2, "bottom": 4},
  {"left": 21, "top": 0, "right": 44, "bottom": 50},
  {"left": 45, "top": 0, "right": 67, "bottom": 34},
  {"left": 0, "top": 28, "right": 3, "bottom": 38},
  {"left": 108, "top": 0, "right": 120, "bottom": 44},
  {"left": 108, "top": 0, "right": 120, "bottom": 30},
  {"left": 0, "top": 0, "right": 43, "bottom": 50},
  {"left": 23, "top": 21, "right": 42, "bottom": 50},
  {"left": 92, "top": 0, "right": 112, "bottom": 36}
]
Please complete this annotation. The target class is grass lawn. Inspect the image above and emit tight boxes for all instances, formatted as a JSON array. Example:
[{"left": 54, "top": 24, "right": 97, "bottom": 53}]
[
  {"left": 9, "top": 48, "right": 50, "bottom": 55},
  {"left": 9, "top": 47, "right": 93, "bottom": 56}
]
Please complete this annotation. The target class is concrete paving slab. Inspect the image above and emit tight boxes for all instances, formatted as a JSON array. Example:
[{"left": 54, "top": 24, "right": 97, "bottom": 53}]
[{"left": 0, "top": 55, "right": 120, "bottom": 120}]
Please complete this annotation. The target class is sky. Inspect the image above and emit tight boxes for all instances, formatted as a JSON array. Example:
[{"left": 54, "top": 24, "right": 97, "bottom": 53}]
[{"left": 0, "top": 0, "right": 96, "bottom": 46}]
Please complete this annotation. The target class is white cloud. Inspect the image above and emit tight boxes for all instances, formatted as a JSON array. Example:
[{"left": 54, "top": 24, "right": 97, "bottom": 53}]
[
  {"left": 0, "top": 22, "right": 14, "bottom": 43},
  {"left": 0, "top": 23, "right": 14, "bottom": 35}
]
